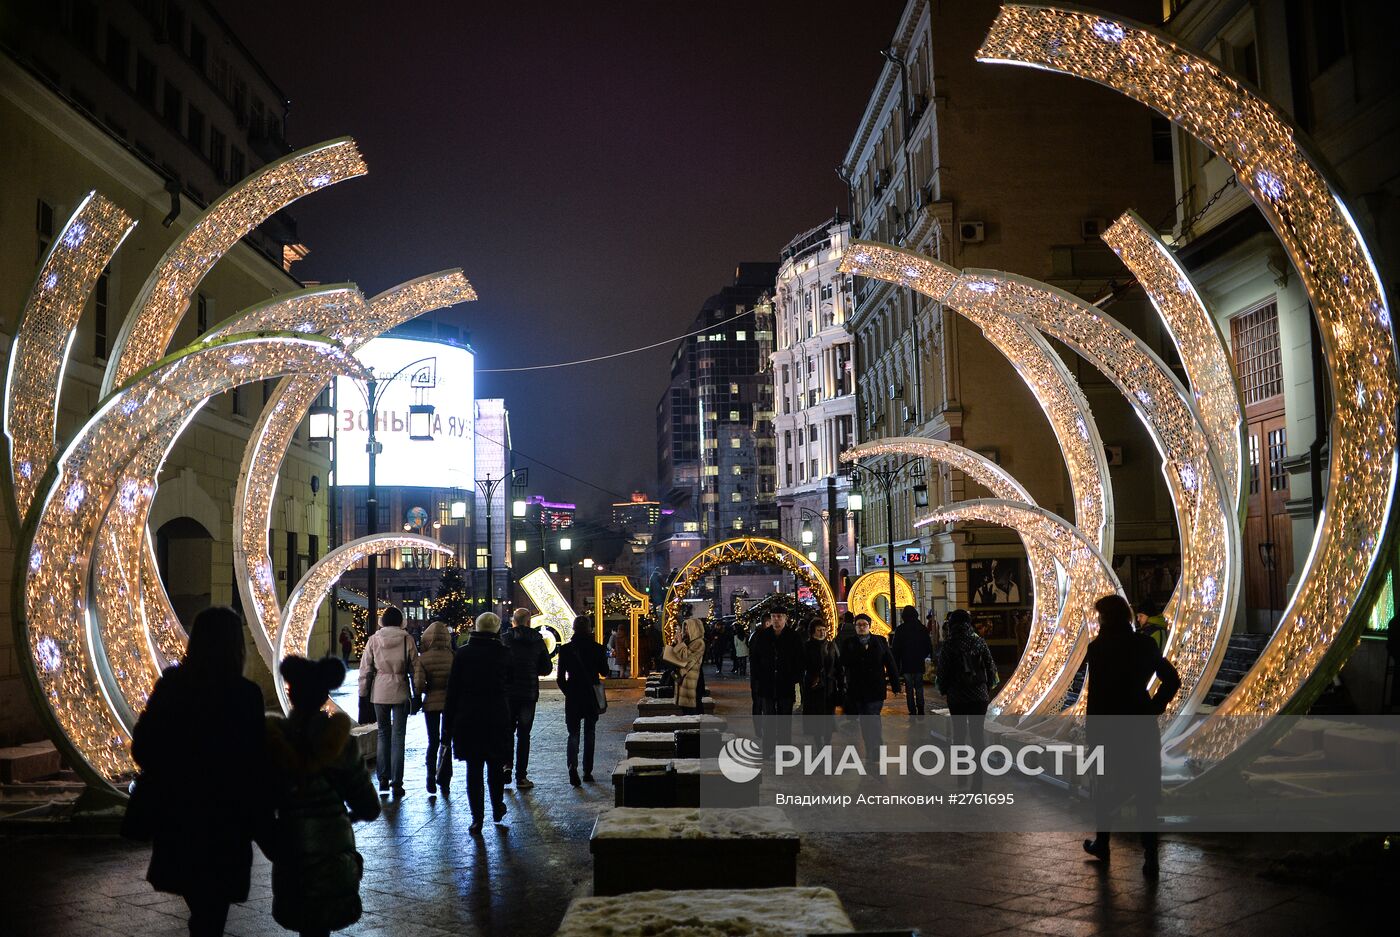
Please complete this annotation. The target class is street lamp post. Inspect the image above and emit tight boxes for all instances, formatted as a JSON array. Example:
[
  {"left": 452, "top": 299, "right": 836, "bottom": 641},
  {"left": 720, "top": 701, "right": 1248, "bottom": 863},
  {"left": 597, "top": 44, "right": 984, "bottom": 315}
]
[
  {"left": 476, "top": 469, "right": 526, "bottom": 615},
  {"left": 849, "top": 458, "right": 924, "bottom": 625}
]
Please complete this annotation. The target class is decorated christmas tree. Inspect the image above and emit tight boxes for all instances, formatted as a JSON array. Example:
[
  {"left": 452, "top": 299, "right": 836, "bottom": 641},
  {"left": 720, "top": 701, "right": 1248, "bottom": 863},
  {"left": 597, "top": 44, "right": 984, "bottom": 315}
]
[{"left": 432, "top": 565, "right": 473, "bottom": 630}]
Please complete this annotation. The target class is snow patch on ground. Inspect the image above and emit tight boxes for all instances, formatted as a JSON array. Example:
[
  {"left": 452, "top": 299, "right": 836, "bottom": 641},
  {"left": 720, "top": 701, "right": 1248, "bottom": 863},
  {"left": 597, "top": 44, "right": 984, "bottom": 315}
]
[
  {"left": 633, "top": 715, "right": 726, "bottom": 731},
  {"left": 556, "top": 887, "right": 852, "bottom": 936},
  {"left": 611, "top": 757, "right": 722, "bottom": 776},
  {"left": 593, "top": 807, "right": 797, "bottom": 840}
]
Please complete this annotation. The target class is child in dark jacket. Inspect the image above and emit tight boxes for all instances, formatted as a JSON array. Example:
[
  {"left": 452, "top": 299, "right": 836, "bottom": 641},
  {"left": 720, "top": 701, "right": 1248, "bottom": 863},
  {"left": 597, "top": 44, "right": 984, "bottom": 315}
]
[{"left": 266, "top": 657, "right": 381, "bottom": 937}]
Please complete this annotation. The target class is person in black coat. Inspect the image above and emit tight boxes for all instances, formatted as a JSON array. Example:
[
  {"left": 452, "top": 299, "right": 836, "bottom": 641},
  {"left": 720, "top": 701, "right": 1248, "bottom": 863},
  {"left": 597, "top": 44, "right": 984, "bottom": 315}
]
[
  {"left": 1081, "top": 594, "right": 1181, "bottom": 875},
  {"left": 936, "top": 609, "right": 999, "bottom": 792},
  {"left": 500, "top": 608, "right": 553, "bottom": 790},
  {"left": 801, "top": 619, "right": 843, "bottom": 747},
  {"left": 891, "top": 606, "right": 934, "bottom": 715},
  {"left": 556, "top": 615, "right": 610, "bottom": 785},
  {"left": 444, "top": 612, "right": 515, "bottom": 834},
  {"left": 130, "top": 606, "right": 270, "bottom": 937},
  {"left": 747, "top": 609, "right": 805, "bottom": 753},
  {"left": 839, "top": 613, "right": 901, "bottom": 764}
]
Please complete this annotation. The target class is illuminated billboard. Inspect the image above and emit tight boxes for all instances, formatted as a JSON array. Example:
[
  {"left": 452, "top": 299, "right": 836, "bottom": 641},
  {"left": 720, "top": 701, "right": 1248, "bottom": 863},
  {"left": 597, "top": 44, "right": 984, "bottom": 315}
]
[{"left": 333, "top": 336, "right": 474, "bottom": 487}]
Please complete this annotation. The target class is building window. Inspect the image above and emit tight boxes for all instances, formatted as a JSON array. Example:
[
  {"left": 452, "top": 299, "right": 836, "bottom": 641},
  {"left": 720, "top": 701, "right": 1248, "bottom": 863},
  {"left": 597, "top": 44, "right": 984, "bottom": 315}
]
[
  {"left": 732, "top": 465, "right": 743, "bottom": 476},
  {"left": 210, "top": 127, "right": 226, "bottom": 178},
  {"left": 808, "top": 425, "right": 817, "bottom": 442},
  {"left": 308, "top": 534, "right": 319, "bottom": 564},
  {"left": 729, "top": 410, "right": 740, "bottom": 421},
  {"left": 188, "top": 26, "right": 207, "bottom": 73},
  {"left": 94, "top": 266, "right": 109, "bottom": 359},
  {"left": 186, "top": 103, "right": 205, "bottom": 149},
  {"left": 286, "top": 532, "right": 298, "bottom": 588},
  {"left": 105, "top": 26, "right": 130, "bottom": 86},
  {"left": 197, "top": 293, "right": 209, "bottom": 333},
  {"left": 1248, "top": 433, "right": 1260, "bottom": 494},
  {"left": 731, "top": 492, "right": 742, "bottom": 502},
  {"left": 1268, "top": 427, "right": 1288, "bottom": 491},
  {"left": 1230, "top": 301, "right": 1282, "bottom": 407},
  {"left": 735, "top": 330, "right": 747, "bottom": 341},
  {"left": 1150, "top": 116, "right": 1172, "bottom": 163},
  {"left": 730, "top": 437, "right": 741, "bottom": 449},
  {"left": 810, "top": 459, "right": 819, "bottom": 476},
  {"left": 36, "top": 198, "right": 54, "bottom": 263},
  {"left": 135, "top": 53, "right": 156, "bottom": 106},
  {"left": 231, "top": 385, "right": 244, "bottom": 417},
  {"left": 163, "top": 81, "right": 182, "bottom": 132}
]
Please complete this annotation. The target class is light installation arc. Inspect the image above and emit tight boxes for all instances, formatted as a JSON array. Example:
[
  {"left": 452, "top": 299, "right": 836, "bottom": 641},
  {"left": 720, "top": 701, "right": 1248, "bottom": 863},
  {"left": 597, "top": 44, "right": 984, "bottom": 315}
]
[
  {"left": 274, "top": 533, "right": 454, "bottom": 714},
  {"left": 235, "top": 270, "right": 477, "bottom": 673},
  {"left": 594, "top": 575, "right": 650, "bottom": 677},
  {"left": 845, "top": 570, "right": 917, "bottom": 638},
  {"left": 13, "top": 334, "right": 368, "bottom": 790},
  {"left": 100, "top": 138, "right": 367, "bottom": 396},
  {"left": 1103, "top": 211, "right": 1246, "bottom": 508},
  {"left": 844, "top": 243, "right": 1240, "bottom": 725},
  {"left": 977, "top": 4, "right": 1397, "bottom": 773},
  {"left": 917, "top": 498, "right": 1122, "bottom": 717},
  {"left": 841, "top": 437, "right": 1064, "bottom": 680},
  {"left": 4, "top": 193, "right": 136, "bottom": 523},
  {"left": 662, "top": 537, "right": 838, "bottom": 644},
  {"left": 91, "top": 287, "right": 370, "bottom": 721}
]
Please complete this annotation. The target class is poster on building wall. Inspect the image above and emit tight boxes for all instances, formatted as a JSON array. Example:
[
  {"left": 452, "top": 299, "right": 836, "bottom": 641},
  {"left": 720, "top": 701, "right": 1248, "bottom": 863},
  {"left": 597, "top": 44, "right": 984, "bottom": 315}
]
[{"left": 967, "top": 557, "right": 1025, "bottom": 605}]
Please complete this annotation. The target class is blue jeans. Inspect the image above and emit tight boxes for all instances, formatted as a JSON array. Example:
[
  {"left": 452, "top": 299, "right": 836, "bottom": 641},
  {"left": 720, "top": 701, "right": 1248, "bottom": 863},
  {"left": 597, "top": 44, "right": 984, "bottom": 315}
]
[{"left": 374, "top": 701, "right": 409, "bottom": 789}]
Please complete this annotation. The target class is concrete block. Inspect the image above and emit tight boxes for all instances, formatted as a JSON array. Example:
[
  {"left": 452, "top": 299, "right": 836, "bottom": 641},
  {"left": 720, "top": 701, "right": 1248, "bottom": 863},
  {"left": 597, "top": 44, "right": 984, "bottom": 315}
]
[
  {"left": 0, "top": 740, "right": 61, "bottom": 782},
  {"left": 351, "top": 724, "right": 378, "bottom": 764}
]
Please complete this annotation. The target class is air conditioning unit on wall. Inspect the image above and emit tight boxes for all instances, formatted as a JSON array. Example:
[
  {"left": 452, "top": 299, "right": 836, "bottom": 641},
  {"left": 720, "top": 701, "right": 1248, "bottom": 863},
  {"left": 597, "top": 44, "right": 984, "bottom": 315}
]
[{"left": 959, "top": 221, "right": 985, "bottom": 243}]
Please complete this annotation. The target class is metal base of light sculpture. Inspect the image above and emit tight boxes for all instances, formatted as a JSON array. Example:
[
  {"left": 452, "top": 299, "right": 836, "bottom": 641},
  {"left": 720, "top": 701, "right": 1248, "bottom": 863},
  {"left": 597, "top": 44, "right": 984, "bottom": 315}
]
[{"left": 661, "top": 537, "right": 838, "bottom": 644}]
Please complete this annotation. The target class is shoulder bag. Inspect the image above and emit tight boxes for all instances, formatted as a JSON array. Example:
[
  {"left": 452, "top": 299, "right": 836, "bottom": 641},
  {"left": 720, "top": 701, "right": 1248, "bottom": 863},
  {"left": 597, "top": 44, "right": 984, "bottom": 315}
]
[
  {"left": 404, "top": 636, "right": 421, "bottom": 715},
  {"left": 593, "top": 680, "right": 608, "bottom": 715}
]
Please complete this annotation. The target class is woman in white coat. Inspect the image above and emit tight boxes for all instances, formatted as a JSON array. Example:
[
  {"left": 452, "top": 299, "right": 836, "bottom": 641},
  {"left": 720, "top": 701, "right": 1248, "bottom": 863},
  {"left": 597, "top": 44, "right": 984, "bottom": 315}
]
[{"left": 356, "top": 606, "right": 418, "bottom": 797}]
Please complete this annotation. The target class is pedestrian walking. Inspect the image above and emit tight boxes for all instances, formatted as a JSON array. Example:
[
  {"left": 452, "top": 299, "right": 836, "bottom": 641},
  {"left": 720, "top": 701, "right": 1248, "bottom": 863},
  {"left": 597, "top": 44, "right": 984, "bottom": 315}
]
[
  {"left": 265, "top": 656, "right": 380, "bottom": 937},
  {"left": 801, "top": 619, "right": 842, "bottom": 748},
  {"left": 749, "top": 608, "right": 805, "bottom": 753},
  {"left": 891, "top": 606, "right": 934, "bottom": 714},
  {"left": 836, "top": 610, "right": 857, "bottom": 645},
  {"left": 130, "top": 606, "right": 270, "bottom": 937},
  {"left": 839, "top": 613, "right": 900, "bottom": 765},
  {"left": 413, "top": 620, "right": 455, "bottom": 795},
  {"left": 936, "top": 609, "right": 999, "bottom": 792},
  {"left": 1082, "top": 594, "right": 1181, "bottom": 875},
  {"left": 338, "top": 628, "right": 352, "bottom": 663},
  {"left": 444, "top": 612, "right": 514, "bottom": 834},
  {"left": 611, "top": 621, "right": 631, "bottom": 677},
  {"left": 732, "top": 627, "right": 749, "bottom": 676},
  {"left": 356, "top": 605, "right": 418, "bottom": 798},
  {"left": 500, "top": 608, "right": 552, "bottom": 790},
  {"left": 557, "top": 615, "right": 610, "bottom": 786}
]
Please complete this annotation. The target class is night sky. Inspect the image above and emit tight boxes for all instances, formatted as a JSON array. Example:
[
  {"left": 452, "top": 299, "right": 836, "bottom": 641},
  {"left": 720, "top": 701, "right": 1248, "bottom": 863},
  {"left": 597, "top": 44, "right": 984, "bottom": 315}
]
[{"left": 213, "top": 1, "right": 906, "bottom": 515}]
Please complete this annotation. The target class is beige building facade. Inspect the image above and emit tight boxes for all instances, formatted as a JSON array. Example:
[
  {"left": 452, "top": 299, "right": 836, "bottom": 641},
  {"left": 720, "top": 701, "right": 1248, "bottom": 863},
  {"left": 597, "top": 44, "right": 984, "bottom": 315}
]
[
  {"left": 0, "top": 12, "right": 329, "bottom": 745},
  {"left": 771, "top": 216, "right": 858, "bottom": 591}
]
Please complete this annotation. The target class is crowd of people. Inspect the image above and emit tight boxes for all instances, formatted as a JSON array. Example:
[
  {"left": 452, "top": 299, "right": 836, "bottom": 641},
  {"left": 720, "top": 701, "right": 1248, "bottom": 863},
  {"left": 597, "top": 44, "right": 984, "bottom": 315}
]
[
  {"left": 129, "top": 603, "right": 610, "bottom": 936},
  {"left": 128, "top": 593, "right": 1180, "bottom": 936}
]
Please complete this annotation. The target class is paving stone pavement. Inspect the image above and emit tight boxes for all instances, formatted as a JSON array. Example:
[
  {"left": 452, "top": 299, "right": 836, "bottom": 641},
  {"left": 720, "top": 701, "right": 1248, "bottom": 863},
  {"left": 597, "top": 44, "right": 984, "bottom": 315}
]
[{"left": 0, "top": 665, "right": 1387, "bottom": 936}]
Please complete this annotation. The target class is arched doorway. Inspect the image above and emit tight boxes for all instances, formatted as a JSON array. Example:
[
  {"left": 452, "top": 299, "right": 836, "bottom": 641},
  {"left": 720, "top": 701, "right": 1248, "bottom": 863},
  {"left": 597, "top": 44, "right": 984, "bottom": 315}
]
[{"left": 156, "top": 517, "right": 214, "bottom": 629}]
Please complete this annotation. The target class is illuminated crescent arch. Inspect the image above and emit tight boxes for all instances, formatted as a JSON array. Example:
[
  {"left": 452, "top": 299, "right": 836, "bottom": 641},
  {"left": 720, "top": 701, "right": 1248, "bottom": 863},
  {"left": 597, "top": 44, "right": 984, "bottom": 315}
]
[
  {"left": 100, "top": 138, "right": 366, "bottom": 396},
  {"left": 236, "top": 271, "right": 476, "bottom": 672},
  {"left": 91, "top": 287, "right": 369, "bottom": 721},
  {"left": 3, "top": 193, "right": 136, "bottom": 524},
  {"left": 845, "top": 245, "right": 1239, "bottom": 725},
  {"left": 661, "top": 537, "right": 837, "bottom": 643},
  {"left": 13, "top": 334, "right": 368, "bottom": 790},
  {"left": 917, "top": 498, "right": 1123, "bottom": 715},
  {"left": 273, "top": 533, "right": 454, "bottom": 714},
  {"left": 977, "top": 4, "right": 1397, "bottom": 772},
  {"left": 841, "top": 437, "right": 1064, "bottom": 686},
  {"left": 594, "top": 575, "right": 650, "bottom": 677},
  {"left": 845, "top": 570, "right": 916, "bottom": 637}
]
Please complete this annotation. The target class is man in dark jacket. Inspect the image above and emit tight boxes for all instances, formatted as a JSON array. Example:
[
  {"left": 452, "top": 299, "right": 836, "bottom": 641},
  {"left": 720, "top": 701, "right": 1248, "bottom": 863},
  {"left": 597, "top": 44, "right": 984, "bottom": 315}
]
[
  {"left": 557, "top": 616, "right": 611, "bottom": 785},
  {"left": 840, "top": 613, "right": 900, "bottom": 764},
  {"left": 445, "top": 612, "right": 514, "bottom": 834},
  {"left": 936, "top": 609, "right": 998, "bottom": 793},
  {"left": 500, "top": 608, "right": 553, "bottom": 790},
  {"left": 747, "top": 609, "right": 804, "bottom": 753},
  {"left": 891, "top": 606, "right": 933, "bottom": 714}
]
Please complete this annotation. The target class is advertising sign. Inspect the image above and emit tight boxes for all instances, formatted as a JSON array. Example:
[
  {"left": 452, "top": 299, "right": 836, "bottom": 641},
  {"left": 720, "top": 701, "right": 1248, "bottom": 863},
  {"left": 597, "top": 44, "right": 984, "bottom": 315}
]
[{"left": 333, "top": 336, "right": 474, "bottom": 487}]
